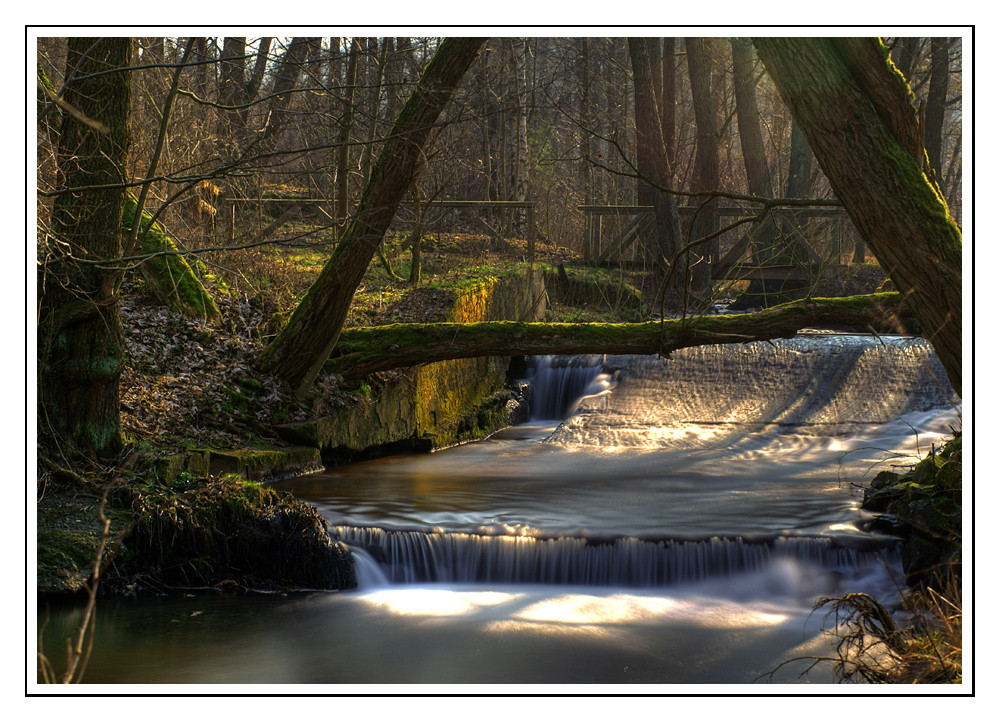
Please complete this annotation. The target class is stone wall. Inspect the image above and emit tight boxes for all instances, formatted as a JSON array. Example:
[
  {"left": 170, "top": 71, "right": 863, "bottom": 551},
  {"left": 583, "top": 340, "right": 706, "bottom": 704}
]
[{"left": 276, "top": 267, "right": 546, "bottom": 461}]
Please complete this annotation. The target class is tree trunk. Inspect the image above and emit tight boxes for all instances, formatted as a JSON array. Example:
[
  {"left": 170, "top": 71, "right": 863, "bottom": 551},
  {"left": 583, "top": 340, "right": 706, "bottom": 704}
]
[
  {"left": 627, "top": 38, "right": 682, "bottom": 289},
  {"left": 335, "top": 38, "right": 361, "bottom": 230},
  {"left": 661, "top": 38, "right": 676, "bottom": 169},
  {"left": 729, "top": 38, "right": 792, "bottom": 308},
  {"left": 248, "top": 38, "right": 272, "bottom": 99},
  {"left": 578, "top": 38, "right": 595, "bottom": 260},
  {"left": 360, "top": 37, "right": 389, "bottom": 188},
  {"left": 39, "top": 37, "right": 132, "bottom": 459},
  {"left": 218, "top": 37, "right": 247, "bottom": 136},
  {"left": 512, "top": 37, "right": 531, "bottom": 209},
  {"left": 685, "top": 37, "right": 720, "bottom": 294},
  {"left": 258, "top": 38, "right": 487, "bottom": 395},
  {"left": 754, "top": 37, "right": 962, "bottom": 395},
  {"left": 925, "top": 37, "right": 952, "bottom": 183},
  {"left": 326, "top": 293, "right": 913, "bottom": 381},
  {"left": 577, "top": 37, "right": 592, "bottom": 207},
  {"left": 630, "top": 37, "right": 661, "bottom": 208},
  {"left": 785, "top": 119, "right": 814, "bottom": 199},
  {"left": 256, "top": 37, "right": 313, "bottom": 156},
  {"left": 891, "top": 37, "right": 922, "bottom": 80},
  {"left": 731, "top": 39, "right": 773, "bottom": 199}
]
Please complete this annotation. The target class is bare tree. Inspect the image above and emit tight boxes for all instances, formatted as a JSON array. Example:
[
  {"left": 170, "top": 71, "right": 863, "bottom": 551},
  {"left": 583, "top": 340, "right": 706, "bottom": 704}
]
[
  {"left": 627, "top": 37, "right": 682, "bottom": 289},
  {"left": 685, "top": 37, "right": 721, "bottom": 292}
]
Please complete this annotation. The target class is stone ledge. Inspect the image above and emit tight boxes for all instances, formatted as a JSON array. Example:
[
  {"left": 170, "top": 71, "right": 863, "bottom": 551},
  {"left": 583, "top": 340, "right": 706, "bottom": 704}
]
[{"left": 155, "top": 446, "right": 323, "bottom": 484}]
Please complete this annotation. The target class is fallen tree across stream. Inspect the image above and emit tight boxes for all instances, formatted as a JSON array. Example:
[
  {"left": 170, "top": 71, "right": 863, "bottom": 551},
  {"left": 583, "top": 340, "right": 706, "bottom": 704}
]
[{"left": 325, "top": 293, "right": 914, "bottom": 382}]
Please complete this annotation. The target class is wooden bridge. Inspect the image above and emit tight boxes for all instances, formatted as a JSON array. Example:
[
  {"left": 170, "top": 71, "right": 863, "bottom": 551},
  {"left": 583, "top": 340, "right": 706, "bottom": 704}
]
[
  {"left": 220, "top": 195, "right": 862, "bottom": 285},
  {"left": 580, "top": 204, "right": 863, "bottom": 283}
]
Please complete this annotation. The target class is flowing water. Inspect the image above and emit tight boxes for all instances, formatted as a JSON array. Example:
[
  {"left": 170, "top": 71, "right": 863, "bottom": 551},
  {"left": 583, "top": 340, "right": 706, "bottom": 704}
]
[{"left": 37, "top": 334, "right": 960, "bottom": 688}]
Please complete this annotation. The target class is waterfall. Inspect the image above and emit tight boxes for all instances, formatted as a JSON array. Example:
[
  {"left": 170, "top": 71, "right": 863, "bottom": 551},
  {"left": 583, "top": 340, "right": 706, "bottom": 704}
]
[
  {"left": 303, "top": 336, "right": 956, "bottom": 599},
  {"left": 336, "top": 525, "right": 901, "bottom": 589},
  {"left": 528, "top": 355, "right": 611, "bottom": 419}
]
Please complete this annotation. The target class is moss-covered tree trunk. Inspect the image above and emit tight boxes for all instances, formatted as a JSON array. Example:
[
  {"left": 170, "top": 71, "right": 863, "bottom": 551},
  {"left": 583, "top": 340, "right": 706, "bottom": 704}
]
[
  {"left": 326, "top": 293, "right": 913, "bottom": 381},
  {"left": 258, "top": 38, "right": 487, "bottom": 396},
  {"left": 754, "top": 37, "right": 962, "bottom": 395},
  {"left": 122, "top": 195, "right": 220, "bottom": 322},
  {"left": 38, "top": 37, "right": 132, "bottom": 459}
]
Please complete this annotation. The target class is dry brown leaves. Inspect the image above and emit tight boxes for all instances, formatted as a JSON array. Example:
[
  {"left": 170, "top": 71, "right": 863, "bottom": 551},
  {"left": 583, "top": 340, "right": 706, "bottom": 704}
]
[{"left": 119, "top": 291, "right": 348, "bottom": 452}]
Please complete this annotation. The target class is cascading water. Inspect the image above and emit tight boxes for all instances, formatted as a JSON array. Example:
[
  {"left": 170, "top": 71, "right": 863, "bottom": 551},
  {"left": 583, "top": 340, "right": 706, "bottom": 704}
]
[
  {"left": 48, "top": 335, "right": 961, "bottom": 685},
  {"left": 303, "top": 336, "right": 955, "bottom": 599},
  {"left": 334, "top": 525, "right": 899, "bottom": 589},
  {"left": 526, "top": 354, "right": 612, "bottom": 419}
]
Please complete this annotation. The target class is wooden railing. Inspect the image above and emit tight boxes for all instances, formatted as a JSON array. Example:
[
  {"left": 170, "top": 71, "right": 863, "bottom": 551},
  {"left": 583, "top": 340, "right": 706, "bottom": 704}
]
[
  {"left": 222, "top": 198, "right": 537, "bottom": 258},
  {"left": 579, "top": 204, "right": 858, "bottom": 280}
]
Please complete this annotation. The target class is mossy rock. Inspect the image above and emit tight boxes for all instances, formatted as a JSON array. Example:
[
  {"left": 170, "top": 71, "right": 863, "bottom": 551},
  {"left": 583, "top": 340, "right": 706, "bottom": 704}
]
[
  {"left": 863, "top": 435, "right": 962, "bottom": 588},
  {"left": 114, "top": 477, "right": 355, "bottom": 592},
  {"left": 154, "top": 446, "right": 323, "bottom": 484}
]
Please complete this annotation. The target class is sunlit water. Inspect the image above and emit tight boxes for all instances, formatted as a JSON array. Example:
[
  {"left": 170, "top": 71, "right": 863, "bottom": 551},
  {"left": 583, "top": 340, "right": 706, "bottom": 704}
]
[{"left": 38, "top": 335, "right": 960, "bottom": 687}]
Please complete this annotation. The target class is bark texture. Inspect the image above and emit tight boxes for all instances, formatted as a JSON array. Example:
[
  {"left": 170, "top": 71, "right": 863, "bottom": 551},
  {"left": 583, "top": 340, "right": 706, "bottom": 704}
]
[
  {"left": 754, "top": 37, "right": 962, "bottom": 395},
  {"left": 258, "top": 38, "right": 487, "bottom": 395},
  {"left": 685, "top": 37, "right": 721, "bottom": 290},
  {"left": 925, "top": 37, "right": 952, "bottom": 182},
  {"left": 628, "top": 38, "right": 682, "bottom": 283},
  {"left": 39, "top": 37, "right": 132, "bottom": 458}
]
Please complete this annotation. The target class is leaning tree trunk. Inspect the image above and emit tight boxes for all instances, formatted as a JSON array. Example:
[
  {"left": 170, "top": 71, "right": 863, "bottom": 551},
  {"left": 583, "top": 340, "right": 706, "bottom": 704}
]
[
  {"left": 38, "top": 37, "right": 132, "bottom": 459},
  {"left": 258, "top": 38, "right": 487, "bottom": 396},
  {"left": 754, "top": 37, "right": 962, "bottom": 395}
]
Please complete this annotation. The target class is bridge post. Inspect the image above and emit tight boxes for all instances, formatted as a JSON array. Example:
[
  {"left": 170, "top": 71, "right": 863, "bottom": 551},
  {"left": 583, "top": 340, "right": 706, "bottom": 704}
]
[{"left": 527, "top": 204, "right": 536, "bottom": 262}]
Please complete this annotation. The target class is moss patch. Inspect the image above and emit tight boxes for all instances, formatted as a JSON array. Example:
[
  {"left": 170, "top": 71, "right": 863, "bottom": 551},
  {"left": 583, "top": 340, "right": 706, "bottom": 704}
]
[
  {"left": 863, "top": 435, "right": 962, "bottom": 588},
  {"left": 36, "top": 490, "right": 133, "bottom": 595},
  {"left": 122, "top": 195, "right": 221, "bottom": 322},
  {"left": 113, "top": 476, "right": 355, "bottom": 592}
]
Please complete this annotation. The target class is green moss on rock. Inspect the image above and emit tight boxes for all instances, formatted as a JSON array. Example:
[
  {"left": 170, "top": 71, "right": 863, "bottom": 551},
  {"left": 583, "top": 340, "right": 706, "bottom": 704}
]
[
  {"left": 289, "top": 267, "right": 545, "bottom": 458},
  {"left": 863, "top": 435, "right": 962, "bottom": 588}
]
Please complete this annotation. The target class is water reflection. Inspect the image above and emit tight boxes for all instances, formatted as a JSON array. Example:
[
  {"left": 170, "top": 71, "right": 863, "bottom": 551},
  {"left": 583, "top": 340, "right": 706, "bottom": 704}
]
[{"left": 39, "top": 583, "right": 840, "bottom": 685}]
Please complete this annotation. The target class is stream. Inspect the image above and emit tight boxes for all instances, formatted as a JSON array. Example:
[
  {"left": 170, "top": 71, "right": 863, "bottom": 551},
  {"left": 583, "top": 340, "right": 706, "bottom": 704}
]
[{"left": 37, "top": 334, "right": 959, "bottom": 687}]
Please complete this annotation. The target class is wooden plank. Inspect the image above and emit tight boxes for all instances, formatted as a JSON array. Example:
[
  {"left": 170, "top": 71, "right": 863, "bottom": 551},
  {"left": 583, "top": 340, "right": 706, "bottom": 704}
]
[
  {"left": 597, "top": 213, "right": 653, "bottom": 264},
  {"left": 580, "top": 204, "right": 847, "bottom": 219}
]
